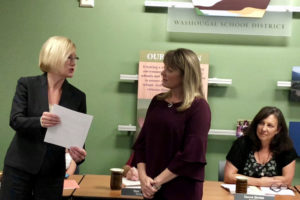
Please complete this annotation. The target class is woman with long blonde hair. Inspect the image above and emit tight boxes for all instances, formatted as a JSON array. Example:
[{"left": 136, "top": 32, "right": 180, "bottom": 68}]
[{"left": 133, "top": 48, "right": 211, "bottom": 200}]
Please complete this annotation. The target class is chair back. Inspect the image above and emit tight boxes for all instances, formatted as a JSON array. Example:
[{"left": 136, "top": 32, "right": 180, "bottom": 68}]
[{"left": 218, "top": 160, "right": 226, "bottom": 182}]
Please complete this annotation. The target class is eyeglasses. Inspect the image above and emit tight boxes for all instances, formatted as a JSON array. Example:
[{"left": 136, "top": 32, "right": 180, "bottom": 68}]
[
  {"left": 270, "top": 184, "right": 288, "bottom": 192},
  {"left": 67, "top": 56, "right": 79, "bottom": 62}
]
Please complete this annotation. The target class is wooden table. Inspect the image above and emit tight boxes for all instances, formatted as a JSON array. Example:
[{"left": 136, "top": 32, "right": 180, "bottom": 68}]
[
  {"left": 73, "top": 174, "right": 142, "bottom": 199},
  {"left": 203, "top": 181, "right": 233, "bottom": 200},
  {"left": 72, "top": 175, "right": 300, "bottom": 200},
  {"left": 63, "top": 174, "right": 84, "bottom": 198}
]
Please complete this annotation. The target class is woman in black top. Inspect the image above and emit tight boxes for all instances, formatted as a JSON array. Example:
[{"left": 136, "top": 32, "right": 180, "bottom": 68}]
[{"left": 224, "top": 106, "right": 297, "bottom": 187}]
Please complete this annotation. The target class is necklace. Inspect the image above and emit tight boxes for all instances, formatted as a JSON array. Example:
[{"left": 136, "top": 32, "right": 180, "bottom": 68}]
[
  {"left": 166, "top": 95, "right": 182, "bottom": 108},
  {"left": 257, "top": 151, "right": 271, "bottom": 165}
]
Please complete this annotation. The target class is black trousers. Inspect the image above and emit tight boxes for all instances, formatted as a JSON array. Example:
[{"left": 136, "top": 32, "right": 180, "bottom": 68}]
[{"left": 0, "top": 165, "right": 64, "bottom": 200}]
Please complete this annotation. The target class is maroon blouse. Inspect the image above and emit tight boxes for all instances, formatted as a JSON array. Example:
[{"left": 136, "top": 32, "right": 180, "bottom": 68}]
[{"left": 133, "top": 96, "right": 211, "bottom": 200}]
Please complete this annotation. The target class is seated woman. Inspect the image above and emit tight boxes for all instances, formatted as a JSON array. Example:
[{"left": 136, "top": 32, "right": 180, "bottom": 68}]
[
  {"left": 224, "top": 106, "right": 297, "bottom": 187},
  {"left": 65, "top": 149, "right": 77, "bottom": 178},
  {"left": 123, "top": 152, "right": 139, "bottom": 181}
]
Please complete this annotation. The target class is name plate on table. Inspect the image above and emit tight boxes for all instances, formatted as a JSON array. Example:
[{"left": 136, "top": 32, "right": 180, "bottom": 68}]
[
  {"left": 121, "top": 187, "right": 142, "bottom": 196},
  {"left": 167, "top": 7, "right": 292, "bottom": 36},
  {"left": 234, "top": 194, "right": 274, "bottom": 200}
]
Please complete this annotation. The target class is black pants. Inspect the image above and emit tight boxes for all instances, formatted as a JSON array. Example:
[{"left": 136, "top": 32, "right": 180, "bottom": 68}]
[{"left": 0, "top": 165, "right": 64, "bottom": 200}]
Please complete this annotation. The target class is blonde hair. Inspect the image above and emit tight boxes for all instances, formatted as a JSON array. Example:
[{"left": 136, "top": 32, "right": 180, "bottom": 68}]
[
  {"left": 158, "top": 48, "right": 204, "bottom": 111},
  {"left": 39, "top": 36, "right": 76, "bottom": 73}
]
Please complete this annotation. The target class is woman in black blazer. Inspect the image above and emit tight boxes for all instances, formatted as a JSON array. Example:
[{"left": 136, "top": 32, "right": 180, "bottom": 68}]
[{"left": 0, "top": 36, "right": 87, "bottom": 200}]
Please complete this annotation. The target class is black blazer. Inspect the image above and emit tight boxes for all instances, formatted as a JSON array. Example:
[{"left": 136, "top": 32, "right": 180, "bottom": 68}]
[{"left": 4, "top": 73, "right": 86, "bottom": 175}]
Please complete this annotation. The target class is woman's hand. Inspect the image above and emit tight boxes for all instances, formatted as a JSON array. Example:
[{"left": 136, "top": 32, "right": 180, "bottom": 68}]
[
  {"left": 151, "top": 168, "right": 177, "bottom": 192},
  {"left": 126, "top": 167, "right": 139, "bottom": 181},
  {"left": 40, "top": 112, "right": 60, "bottom": 128},
  {"left": 259, "top": 177, "right": 282, "bottom": 187},
  {"left": 69, "top": 146, "right": 87, "bottom": 163},
  {"left": 139, "top": 174, "right": 157, "bottom": 199}
]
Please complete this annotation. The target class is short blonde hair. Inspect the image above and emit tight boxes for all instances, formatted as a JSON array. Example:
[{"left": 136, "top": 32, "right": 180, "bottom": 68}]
[
  {"left": 158, "top": 48, "right": 204, "bottom": 111},
  {"left": 39, "top": 36, "right": 76, "bottom": 73}
]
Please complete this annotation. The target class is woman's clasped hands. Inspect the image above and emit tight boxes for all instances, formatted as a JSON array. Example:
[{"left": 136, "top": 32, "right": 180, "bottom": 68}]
[{"left": 139, "top": 174, "right": 160, "bottom": 199}]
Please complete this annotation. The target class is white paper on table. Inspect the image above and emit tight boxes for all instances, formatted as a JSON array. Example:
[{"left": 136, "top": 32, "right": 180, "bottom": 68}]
[
  {"left": 122, "top": 177, "right": 141, "bottom": 187},
  {"left": 44, "top": 104, "right": 93, "bottom": 148},
  {"left": 260, "top": 187, "right": 295, "bottom": 196},
  {"left": 221, "top": 184, "right": 265, "bottom": 195},
  {"left": 221, "top": 184, "right": 264, "bottom": 195},
  {"left": 221, "top": 184, "right": 295, "bottom": 196}
]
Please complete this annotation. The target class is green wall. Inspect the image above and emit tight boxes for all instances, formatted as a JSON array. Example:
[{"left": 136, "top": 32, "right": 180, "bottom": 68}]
[{"left": 0, "top": 0, "right": 299, "bottom": 184}]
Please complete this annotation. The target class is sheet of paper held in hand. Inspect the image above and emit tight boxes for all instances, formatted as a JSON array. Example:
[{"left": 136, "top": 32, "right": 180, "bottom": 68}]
[{"left": 44, "top": 104, "right": 93, "bottom": 148}]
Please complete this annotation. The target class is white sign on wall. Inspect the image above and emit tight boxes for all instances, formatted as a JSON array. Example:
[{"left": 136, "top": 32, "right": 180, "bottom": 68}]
[{"left": 167, "top": 8, "right": 292, "bottom": 36}]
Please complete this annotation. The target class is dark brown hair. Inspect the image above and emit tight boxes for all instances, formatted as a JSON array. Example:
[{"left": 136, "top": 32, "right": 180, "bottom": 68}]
[{"left": 245, "top": 106, "right": 294, "bottom": 156}]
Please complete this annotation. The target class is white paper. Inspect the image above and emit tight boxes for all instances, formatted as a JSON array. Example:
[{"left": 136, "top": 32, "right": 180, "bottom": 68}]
[
  {"left": 44, "top": 104, "right": 93, "bottom": 148},
  {"left": 260, "top": 187, "right": 295, "bottom": 196},
  {"left": 221, "top": 184, "right": 295, "bottom": 196},
  {"left": 221, "top": 184, "right": 265, "bottom": 195},
  {"left": 122, "top": 177, "right": 141, "bottom": 187}
]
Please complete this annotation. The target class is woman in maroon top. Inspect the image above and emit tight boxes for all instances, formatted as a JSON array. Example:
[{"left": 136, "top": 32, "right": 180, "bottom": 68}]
[{"left": 133, "top": 48, "right": 211, "bottom": 200}]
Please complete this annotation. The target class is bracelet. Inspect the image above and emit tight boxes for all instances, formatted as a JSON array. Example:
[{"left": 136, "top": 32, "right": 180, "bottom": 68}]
[{"left": 152, "top": 184, "right": 161, "bottom": 190}]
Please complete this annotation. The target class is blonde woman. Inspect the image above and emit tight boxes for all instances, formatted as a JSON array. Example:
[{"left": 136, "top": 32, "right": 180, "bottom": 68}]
[
  {"left": 0, "top": 36, "right": 87, "bottom": 200},
  {"left": 133, "top": 48, "right": 211, "bottom": 200}
]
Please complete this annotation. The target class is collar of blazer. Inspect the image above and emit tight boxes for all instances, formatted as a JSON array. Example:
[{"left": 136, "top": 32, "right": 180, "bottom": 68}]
[{"left": 41, "top": 73, "right": 70, "bottom": 110}]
